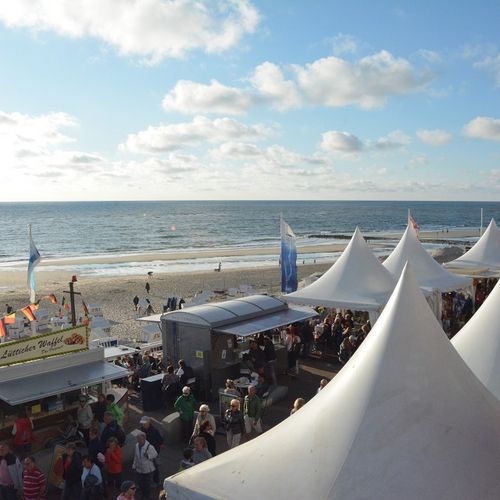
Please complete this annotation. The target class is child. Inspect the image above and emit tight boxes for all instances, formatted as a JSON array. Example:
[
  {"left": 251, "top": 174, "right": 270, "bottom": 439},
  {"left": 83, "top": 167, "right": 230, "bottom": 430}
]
[{"left": 179, "top": 448, "right": 194, "bottom": 471}]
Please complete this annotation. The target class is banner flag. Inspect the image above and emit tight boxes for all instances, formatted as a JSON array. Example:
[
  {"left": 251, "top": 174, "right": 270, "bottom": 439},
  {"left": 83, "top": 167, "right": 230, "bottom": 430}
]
[
  {"left": 4, "top": 313, "right": 16, "bottom": 325},
  {"left": 408, "top": 211, "right": 420, "bottom": 238},
  {"left": 27, "top": 226, "right": 41, "bottom": 303},
  {"left": 47, "top": 294, "right": 58, "bottom": 305},
  {"left": 280, "top": 216, "right": 298, "bottom": 293},
  {"left": 81, "top": 300, "right": 89, "bottom": 316},
  {"left": 0, "top": 319, "right": 5, "bottom": 338},
  {"left": 21, "top": 305, "right": 36, "bottom": 322}
]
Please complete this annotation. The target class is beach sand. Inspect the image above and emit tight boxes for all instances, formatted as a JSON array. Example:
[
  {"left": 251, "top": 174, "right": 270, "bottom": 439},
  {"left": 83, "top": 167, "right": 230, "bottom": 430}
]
[
  {"left": 0, "top": 228, "right": 469, "bottom": 341},
  {"left": 0, "top": 263, "right": 331, "bottom": 340}
]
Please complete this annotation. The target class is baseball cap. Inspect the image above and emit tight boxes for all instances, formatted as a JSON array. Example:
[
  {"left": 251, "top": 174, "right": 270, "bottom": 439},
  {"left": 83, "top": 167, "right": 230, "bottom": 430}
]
[
  {"left": 182, "top": 386, "right": 190, "bottom": 394},
  {"left": 140, "top": 416, "right": 151, "bottom": 424}
]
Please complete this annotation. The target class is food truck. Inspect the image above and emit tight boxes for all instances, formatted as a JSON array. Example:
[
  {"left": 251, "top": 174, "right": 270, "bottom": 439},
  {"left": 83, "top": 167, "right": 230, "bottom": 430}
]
[{"left": 0, "top": 325, "right": 129, "bottom": 451}]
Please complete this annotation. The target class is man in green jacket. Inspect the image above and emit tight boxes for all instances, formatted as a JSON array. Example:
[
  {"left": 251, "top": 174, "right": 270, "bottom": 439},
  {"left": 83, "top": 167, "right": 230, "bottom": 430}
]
[
  {"left": 244, "top": 386, "right": 263, "bottom": 439},
  {"left": 174, "top": 386, "right": 197, "bottom": 443},
  {"left": 106, "top": 394, "right": 124, "bottom": 427}
]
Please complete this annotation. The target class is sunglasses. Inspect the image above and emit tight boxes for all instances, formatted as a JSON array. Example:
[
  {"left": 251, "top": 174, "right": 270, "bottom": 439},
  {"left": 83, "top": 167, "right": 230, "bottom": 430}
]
[{"left": 129, "top": 486, "right": 137, "bottom": 490}]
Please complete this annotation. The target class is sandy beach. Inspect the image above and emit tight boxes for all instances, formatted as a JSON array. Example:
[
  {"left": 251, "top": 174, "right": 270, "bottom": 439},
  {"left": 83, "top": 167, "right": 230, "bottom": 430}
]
[
  {"left": 0, "top": 227, "right": 469, "bottom": 341},
  {"left": 0, "top": 262, "right": 332, "bottom": 340}
]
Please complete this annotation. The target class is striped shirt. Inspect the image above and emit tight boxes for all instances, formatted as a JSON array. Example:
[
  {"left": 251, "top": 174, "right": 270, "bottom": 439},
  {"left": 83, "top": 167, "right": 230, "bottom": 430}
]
[{"left": 23, "top": 467, "right": 46, "bottom": 500}]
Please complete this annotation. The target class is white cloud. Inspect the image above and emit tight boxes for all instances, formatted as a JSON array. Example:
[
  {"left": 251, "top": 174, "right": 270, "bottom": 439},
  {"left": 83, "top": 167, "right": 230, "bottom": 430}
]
[
  {"left": 0, "top": 0, "right": 260, "bottom": 63},
  {"left": 416, "top": 129, "right": 452, "bottom": 146},
  {"left": 211, "top": 141, "right": 262, "bottom": 159},
  {"left": 211, "top": 142, "right": 329, "bottom": 173},
  {"left": 120, "top": 116, "right": 274, "bottom": 153},
  {"left": 321, "top": 131, "right": 363, "bottom": 154},
  {"left": 375, "top": 130, "right": 411, "bottom": 150},
  {"left": 474, "top": 54, "right": 500, "bottom": 86},
  {"left": 0, "top": 110, "right": 77, "bottom": 150},
  {"left": 294, "top": 50, "right": 434, "bottom": 109},
  {"left": 409, "top": 154, "right": 428, "bottom": 166},
  {"left": 161, "top": 49, "right": 435, "bottom": 114},
  {"left": 250, "top": 62, "right": 301, "bottom": 111},
  {"left": 463, "top": 116, "right": 500, "bottom": 142},
  {"left": 329, "top": 33, "right": 358, "bottom": 56},
  {"left": 416, "top": 49, "right": 442, "bottom": 64},
  {"left": 162, "top": 80, "right": 253, "bottom": 115}
]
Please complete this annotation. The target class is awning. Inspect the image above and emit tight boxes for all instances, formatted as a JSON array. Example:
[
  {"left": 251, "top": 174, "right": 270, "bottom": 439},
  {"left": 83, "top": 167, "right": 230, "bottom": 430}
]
[
  {"left": 0, "top": 361, "right": 129, "bottom": 406},
  {"left": 213, "top": 305, "right": 317, "bottom": 337},
  {"left": 104, "top": 345, "right": 140, "bottom": 359}
]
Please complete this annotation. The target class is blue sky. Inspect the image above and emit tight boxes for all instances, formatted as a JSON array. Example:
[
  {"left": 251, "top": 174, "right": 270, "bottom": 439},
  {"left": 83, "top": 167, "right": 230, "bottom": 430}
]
[{"left": 1, "top": 0, "right": 499, "bottom": 201}]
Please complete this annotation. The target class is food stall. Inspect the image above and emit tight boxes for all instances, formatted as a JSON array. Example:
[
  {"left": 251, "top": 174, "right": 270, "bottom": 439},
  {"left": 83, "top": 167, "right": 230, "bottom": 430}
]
[
  {"left": 0, "top": 325, "right": 129, "bottom": 451},
  {"left": 160, "top": 294, "right": 317, "bottom": 400}
]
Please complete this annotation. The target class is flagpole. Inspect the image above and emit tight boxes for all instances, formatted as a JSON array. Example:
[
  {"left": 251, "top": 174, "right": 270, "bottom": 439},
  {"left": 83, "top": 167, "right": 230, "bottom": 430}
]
[{"left": 28, "top": 224, "right": 37, "bottom": 335}]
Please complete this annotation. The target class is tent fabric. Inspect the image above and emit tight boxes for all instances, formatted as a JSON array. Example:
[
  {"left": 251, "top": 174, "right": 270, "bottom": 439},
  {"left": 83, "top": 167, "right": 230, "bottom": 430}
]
[
  {"left": 383, "top": 224, "right": 471, "bottom": 292},
  {"left": 0, "top": 361, "right": 129, "bottom": 405},
  {"left": 445, "top": 218, "right": 500, "bottom": 273},
  {"left": 452, "top": 280, "right": 500, "bottom": 400},
  {"left": 163, "top": 264, "right": 500, "bottom": 500},
  {"left": 213, "top": 305, "right": 317, "bottom": 336},
  {"left": 285, "top": 228, "right": 396, "bottom": 311}
]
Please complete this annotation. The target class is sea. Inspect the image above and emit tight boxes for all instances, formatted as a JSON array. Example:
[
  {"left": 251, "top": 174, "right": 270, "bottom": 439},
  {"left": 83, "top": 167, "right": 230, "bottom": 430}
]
[{"left": 1, "top": 200, "right": 499, "bottom": 278}]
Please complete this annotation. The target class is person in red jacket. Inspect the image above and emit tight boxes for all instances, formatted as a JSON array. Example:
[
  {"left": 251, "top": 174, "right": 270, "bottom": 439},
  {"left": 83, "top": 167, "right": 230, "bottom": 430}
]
[
  {"left": 105, "top": 437, "right": 122, "bottom": 496},
  {"left": 11, "top": 410, "right": 34, "bottom": 455}
]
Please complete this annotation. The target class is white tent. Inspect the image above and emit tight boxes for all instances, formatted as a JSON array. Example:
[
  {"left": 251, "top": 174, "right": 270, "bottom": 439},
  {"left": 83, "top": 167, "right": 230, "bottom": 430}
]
[
  {"left": 452, "top": 280, "right": 500, "bottom": 400},
  {"left": 285, "top": 228, "right": 396, "bottom": 320},
  {"left": 163, "top": 264, "right": 500, "bottom": 500},
  {"left": 445, "top": 218, "right": 500, "bottom": 276},
  {"left": 384, "top": 223, "right": 471, "bottom": 292},
  {"left": 383, "top": 224, "right": 472, "bottom": 318}
]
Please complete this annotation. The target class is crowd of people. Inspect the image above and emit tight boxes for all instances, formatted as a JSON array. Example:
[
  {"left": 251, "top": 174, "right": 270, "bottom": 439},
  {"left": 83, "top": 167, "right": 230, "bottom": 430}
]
[{"left": 0, "top": 389, "right": 164, "bottom": 500}]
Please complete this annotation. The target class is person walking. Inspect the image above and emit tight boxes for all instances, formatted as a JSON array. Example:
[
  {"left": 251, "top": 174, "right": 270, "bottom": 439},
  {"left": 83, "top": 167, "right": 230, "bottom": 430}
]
[
  {"left": 192, "top": 404, "right": 216, "bottom": 439},
  {"left": 22, "top": 455, "right": 46, "bottom": 500},
  {"left": 132, "top": 432, "right": 157, "bottom": 500},
  {"left": 81, "top": 455, "right": 103, "bottom": 500},
  {"left": 139, "top": 416, "right": 163, "bottom": 485},
  {"left": 0, "top": 443, "right": 23, "bottom": 500},
  {"left": 174, "top": 387, "right": 197, "bottom": 443},
  {"left": 145, "top": 282, "right": 150, "bottom": 294},
  {"left": 243, "top": 386, "right": 263, "bottom": 440},
  {"left": 11, "top": 410, "right": 34, "bottom": 456},
  {"left": 106, "top": 394, "right": 124, "bottom": 427},
  {"left": 133, "top": 295, "right": 139, "bottom": 311},
  {"left": 77, "top": 395, "right": 93, "bottom": 444},
  {"left": 191, "top": 437, "right": 212, "bottom": 464},
  {"left": 224, "top": 399, "right": 244, "bottom": 449},
  {"left": 117, "top": 480, "right": 137, "bottom": 500},
  {"left": 61, "top": 443, "right": 83, "bottom": 500},
  {"left": 105, "top": 437, "right": 122, "bottom": 496}
]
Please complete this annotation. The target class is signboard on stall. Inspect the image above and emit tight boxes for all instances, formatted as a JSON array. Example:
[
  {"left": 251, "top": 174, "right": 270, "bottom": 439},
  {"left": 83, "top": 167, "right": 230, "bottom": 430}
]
[{"left": 0, "top": 325, "right": 88, "bottom": 367}]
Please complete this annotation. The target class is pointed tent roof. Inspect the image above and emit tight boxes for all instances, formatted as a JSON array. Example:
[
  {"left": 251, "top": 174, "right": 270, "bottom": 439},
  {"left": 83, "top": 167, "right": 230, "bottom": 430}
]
[
  {"left": 452, "top": 281, "right": 500, "bottom": 400},
  {"left": 445, "top": 218, "right": 500, "bottom": 273},
  {"left": 163, "top": 264, "right": 500, "bottom": 500},
  {"left": 383, "top": 223, "right": 471, "bottom": 292},
  {"left": 285, "top": 227, "right": 396, "bottom": 311}
]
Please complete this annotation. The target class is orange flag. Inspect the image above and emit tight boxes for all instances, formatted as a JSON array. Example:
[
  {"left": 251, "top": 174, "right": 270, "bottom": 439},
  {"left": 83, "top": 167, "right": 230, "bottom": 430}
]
[
  {"left": 21, "top": 305, "right": 36, "bottom": 322},
  {"left": 4, "top": 313, "right": 16, "bottom": 324},
  {"left": 0, "top": 318, "right": 6, "bottom": 337},
  {"left": 47, "top": 294, "right": 58, "bottom": 305}
]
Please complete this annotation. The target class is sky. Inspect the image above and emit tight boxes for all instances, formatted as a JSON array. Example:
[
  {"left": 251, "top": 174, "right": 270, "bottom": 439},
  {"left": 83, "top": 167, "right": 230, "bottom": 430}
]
[{"left": 1, "top": 0, "right": 500, "bottom": 202}]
